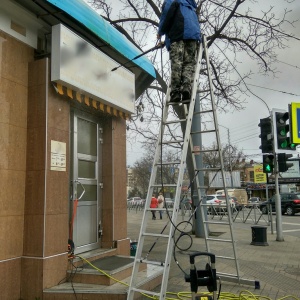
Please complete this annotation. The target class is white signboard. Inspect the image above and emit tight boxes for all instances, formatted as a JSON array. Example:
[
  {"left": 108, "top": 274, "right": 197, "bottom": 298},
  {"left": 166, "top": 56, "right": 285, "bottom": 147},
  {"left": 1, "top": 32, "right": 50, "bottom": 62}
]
[
  {"left": 51, "top": 24, "right": 135, "bottom": 114},
  {"left": 51, "top": 140, "right": 66, "bottom": 171},
  {"left": 208, "top": 171, "right": 241, "bottom": 187}
]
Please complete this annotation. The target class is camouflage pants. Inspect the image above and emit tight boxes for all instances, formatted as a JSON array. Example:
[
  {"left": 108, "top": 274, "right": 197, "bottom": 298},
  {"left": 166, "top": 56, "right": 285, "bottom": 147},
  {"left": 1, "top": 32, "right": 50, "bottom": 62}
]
[{"left": 169, "top": 40, "right": 198, "bottom": 93}]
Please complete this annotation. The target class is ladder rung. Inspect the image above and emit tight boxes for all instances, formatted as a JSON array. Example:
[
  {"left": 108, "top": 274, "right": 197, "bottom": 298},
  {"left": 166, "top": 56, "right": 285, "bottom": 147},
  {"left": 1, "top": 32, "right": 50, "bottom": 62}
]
[
  {"left": 167, "top": 101, "right": 189, "bottom": 106},
  {"left": 137, "top": 259, "right": 165, "bottom": 266},
  {"left": 155, "top": 161, "right": 180, "bottom": 166},
  {"left": 142, "top": 233, "right": 169, "bottom": 238},
  {"left": 195, "top": 167, "right": 220, "bottom": 171},
  {"left": 131, "top": 288, "right": 160, "bottom": 297},
  {"left": 191, "top": 129, "right": 215, "bottom": 135},
  {"left": 198, "top": 148, "right": 219, "bottom": 153},
  {"left": 207, "top": 237, "right": 233, "bottom": 243},
  {"left": 145, "top": 208, "right": 174, "bottom": 212},
  {"left": 160, "top": 139, "right": 184, "bottom": 144},
  {"left": 152, "top": 184, "right": 177, "bottom": 187},
  {"left": 217, "top": 274, "right": 257, "bottom": 286},
  {"left": 163, "top": 119, "right": 186, "bottom": 125},
  {"left": 201, "top": 203, "right": 227, "bottom": 207},
  {"left": 216, "top": 255, "right": 236, "bottom": 260},
  {"left": 204, "top": 220, "right": 231, "bottom": 225},
  {"left": 193, "top": 109, "right": 213, "bottom": 115}
]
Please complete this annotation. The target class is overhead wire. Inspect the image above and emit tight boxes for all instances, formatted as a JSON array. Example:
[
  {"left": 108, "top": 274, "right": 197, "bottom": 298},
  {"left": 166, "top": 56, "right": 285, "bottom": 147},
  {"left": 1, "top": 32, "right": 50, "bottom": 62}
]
[{"left": 213, "top": 43, "right": 271, "bottom": 114}]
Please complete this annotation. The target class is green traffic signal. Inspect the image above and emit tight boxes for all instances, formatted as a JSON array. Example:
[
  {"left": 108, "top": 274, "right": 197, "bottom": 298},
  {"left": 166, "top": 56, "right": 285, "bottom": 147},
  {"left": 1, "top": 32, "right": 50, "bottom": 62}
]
[
  {"left": 275, "top": 111, "right": 296, "bottom": 151},
  {"left": 264, "top": 164, "right": 272, "bottom": 173},
  {"left": 263, "top": 154, "right": 274, "bottom": 173},
  {"left": 279, "top": 139, "right": 288, "bottom": 149}
]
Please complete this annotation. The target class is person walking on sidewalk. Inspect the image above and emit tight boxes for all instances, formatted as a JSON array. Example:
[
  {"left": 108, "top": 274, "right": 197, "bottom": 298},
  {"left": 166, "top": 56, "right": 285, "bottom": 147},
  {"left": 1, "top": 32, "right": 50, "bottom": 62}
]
[
  {"left": 157, "top": 0, "right": 201, "bottom": 103},
  {"left": 157, "top": 192, "right": 164, "bottom": 219},
  {"left": 150, "top": 194, "right": 158, "bottom": 220}
]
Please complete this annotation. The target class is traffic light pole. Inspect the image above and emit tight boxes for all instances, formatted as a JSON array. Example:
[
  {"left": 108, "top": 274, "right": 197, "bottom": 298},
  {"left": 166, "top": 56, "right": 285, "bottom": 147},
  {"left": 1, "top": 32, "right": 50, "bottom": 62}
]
[{"left": 274, "top": 155, "right": 284, "bottom": 242}]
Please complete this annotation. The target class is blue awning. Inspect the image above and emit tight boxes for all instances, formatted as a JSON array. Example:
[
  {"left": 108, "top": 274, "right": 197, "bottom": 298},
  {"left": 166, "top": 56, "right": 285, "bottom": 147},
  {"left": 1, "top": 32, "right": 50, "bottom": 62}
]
[{"left": 46, "top": 0, "right": 156, "bottom": 79}]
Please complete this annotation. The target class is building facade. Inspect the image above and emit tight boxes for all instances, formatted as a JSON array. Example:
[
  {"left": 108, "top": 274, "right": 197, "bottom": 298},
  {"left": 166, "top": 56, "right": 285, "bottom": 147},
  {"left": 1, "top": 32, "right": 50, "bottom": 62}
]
[{"left": 0, "top": 0, "right": 155, "bottom": 299}]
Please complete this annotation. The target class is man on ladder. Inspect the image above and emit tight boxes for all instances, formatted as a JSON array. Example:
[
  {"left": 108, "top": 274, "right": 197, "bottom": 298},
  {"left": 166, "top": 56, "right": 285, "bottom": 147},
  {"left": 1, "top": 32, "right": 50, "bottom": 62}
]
[{"left": 157, "top": 0, "right": 201, "bottom": 103}]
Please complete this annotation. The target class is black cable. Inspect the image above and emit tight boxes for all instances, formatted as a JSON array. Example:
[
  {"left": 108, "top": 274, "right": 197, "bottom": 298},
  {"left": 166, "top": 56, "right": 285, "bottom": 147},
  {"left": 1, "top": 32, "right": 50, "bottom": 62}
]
[{"left": 65, "top": 258, "right": 79, "bottom": 300}]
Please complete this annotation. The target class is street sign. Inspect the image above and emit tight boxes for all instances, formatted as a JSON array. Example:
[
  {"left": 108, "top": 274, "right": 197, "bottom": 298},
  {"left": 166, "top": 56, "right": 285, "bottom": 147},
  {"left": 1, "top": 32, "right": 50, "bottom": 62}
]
[
  {"left": 254, "top": 164, "right": 267, "bottom": 183},
  {"left": 267, "top": 177, "right": 300, "bottom": 184},
  {"left": 290, "top": 102, "right": 300, "bottom": 144}
]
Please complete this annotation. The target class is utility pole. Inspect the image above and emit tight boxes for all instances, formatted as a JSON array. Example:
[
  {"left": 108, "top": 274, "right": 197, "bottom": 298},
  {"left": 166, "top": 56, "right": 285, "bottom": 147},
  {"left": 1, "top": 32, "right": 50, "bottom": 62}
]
[
  {"left": 220, "top": 125, "right": 234, "bottom": 187},
  {"left": 192, "top": 93, "right": 206, "bottom": 238}
]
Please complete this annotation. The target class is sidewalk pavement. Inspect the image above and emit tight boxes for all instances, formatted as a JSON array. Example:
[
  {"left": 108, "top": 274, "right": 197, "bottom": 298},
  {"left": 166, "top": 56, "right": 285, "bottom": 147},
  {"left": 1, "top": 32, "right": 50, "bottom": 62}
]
[{"left": 127, "top": 208, "right": 300, "bottom": 299}]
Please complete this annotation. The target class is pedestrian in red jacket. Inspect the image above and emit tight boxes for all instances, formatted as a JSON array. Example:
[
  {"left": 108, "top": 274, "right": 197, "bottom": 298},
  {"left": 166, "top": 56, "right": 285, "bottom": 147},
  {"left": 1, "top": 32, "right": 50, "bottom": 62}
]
[{"left": 150, "top": 195, "right": 158, "bottom": 220}]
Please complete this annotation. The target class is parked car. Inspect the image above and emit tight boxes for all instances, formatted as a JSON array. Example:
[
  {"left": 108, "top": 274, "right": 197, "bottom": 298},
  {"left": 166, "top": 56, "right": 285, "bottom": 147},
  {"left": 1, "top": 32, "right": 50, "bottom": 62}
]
[
  {"left": 204, "top": 194, "right": 236, "bottom": 213},
  {"left": 128, "top": 197, "right": 142, "bottom": 205},
  {"left": 165, "top": 198, "right": 174, "bottom": 208},
  {"left": 204, "top": 195, "right": 226, "bottom": 212},
  {"left": 259, "top": 193, "right": 300, "bottom": 216},
  {"left": 246, "top": 197, "right": 261, "bottom": 208},
  {"left": 248, "top": 197, "right": 261, "bottom": 204},
  {"left": 215, "top": 189, "right": 248, "bottom": 207}
]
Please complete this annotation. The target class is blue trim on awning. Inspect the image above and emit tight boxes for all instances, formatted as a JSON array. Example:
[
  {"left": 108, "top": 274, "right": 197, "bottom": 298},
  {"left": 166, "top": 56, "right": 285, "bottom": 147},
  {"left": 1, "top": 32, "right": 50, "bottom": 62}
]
[{"left": 46, "top": 0, "right": 156, "bottom": 78}]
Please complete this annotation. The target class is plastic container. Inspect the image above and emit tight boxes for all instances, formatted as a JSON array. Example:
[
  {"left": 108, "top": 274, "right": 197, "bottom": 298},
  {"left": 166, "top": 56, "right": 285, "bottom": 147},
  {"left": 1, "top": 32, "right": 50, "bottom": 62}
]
[{"left": 130, "top": 240, "right": 138, "bottom": 256}]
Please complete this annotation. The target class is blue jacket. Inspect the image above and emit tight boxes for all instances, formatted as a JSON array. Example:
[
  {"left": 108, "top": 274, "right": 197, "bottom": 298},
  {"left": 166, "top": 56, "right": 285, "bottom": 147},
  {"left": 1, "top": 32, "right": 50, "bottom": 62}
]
[{"left": 158, "top": 0, "right": 201, "bottom": 50}]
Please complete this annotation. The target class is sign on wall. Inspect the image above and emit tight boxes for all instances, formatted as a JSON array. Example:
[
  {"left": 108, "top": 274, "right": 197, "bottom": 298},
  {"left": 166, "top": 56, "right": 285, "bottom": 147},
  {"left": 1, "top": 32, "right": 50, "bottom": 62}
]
[
  {"left": 51, "top": 140, "right": 66, "bottom": 171},
  {"left": 51, "top": 24, "right": 135, "bottom": 114},
  {"left": 254, "top": 164, "right": 267, "bottom": 183}
]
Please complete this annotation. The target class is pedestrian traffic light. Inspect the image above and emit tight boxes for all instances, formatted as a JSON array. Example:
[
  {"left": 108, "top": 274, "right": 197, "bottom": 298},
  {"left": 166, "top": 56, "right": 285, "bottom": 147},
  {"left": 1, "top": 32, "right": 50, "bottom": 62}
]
[
  {"left": 277, "top": 153, "right": 294, "bottom": 172},
  {"left": 262, "top": 154, "right": 274, "bottom": 173},
  {"left": 258, "top": 117, "right": 273, "bottom": 153},
  {"left": 274, "top": 111, "right": 296, "bottom": 151}
]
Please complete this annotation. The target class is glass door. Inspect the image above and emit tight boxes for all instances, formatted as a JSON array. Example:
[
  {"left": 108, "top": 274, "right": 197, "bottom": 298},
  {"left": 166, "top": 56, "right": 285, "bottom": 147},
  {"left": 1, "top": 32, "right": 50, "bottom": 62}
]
[{"left": 71, "top": 110, "right": 103, "bottom": 253}]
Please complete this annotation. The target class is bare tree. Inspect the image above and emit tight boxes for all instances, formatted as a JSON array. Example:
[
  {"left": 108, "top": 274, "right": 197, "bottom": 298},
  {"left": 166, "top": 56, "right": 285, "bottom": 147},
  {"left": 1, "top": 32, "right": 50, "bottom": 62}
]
[
  {"left": 89, "top": 0, "right": 298, "bottom": 183},
  {"left": 133, "top": 149, "right": 189, "bottom": 197}
]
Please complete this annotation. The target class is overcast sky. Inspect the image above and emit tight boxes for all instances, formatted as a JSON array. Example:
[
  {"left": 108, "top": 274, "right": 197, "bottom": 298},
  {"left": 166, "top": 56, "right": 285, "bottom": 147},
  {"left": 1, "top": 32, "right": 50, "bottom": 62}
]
[
  {"left": 217, "top": 0, "right": 300, "bottom": 163},
  {"left": 126, "top": 0, "right": 300, "bottom": 166}
]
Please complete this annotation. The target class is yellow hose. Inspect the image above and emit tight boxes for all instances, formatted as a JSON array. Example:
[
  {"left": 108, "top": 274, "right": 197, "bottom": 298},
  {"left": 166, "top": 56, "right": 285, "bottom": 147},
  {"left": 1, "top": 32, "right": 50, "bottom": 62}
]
[{"left": 74, "top": 255, "right": 299, "bottom": 300}]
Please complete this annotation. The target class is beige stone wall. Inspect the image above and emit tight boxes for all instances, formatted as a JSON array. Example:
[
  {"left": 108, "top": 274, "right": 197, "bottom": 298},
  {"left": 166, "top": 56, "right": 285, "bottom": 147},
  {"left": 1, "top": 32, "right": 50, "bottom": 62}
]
[
  {"left": 21, "top": 58, "right": 69, "bottom": 299},
  {"left": 0, "top": 30, "right": 33, "bottom": 299},
  {"left": 0, "top": 29, "right": 129, "bottom": 299},
  {"left": 102, "top": 116, "right": 129, "bottom": 254}
]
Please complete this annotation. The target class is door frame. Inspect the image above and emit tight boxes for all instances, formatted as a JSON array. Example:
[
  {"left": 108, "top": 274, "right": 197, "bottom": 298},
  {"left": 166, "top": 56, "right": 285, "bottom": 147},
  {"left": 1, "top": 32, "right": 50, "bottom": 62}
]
[{"left": 70, "top": 109, "right": 103, "bottom": 253}]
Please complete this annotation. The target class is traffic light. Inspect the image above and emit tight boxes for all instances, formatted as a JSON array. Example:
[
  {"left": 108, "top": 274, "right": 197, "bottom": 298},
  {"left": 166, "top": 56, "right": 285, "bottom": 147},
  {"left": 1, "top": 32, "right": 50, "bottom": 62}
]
[
  {"left": 262, "top": 154, "right": 274, "bottom": 173},
  {"left": 274, "top": 111, "right": 296, "bottom": 151},
  {"left": 258, "top": 117, "right": 273, "bottom": 153},
  {"left": 277, "top": 153, "right": 294, "bottom": 172}
]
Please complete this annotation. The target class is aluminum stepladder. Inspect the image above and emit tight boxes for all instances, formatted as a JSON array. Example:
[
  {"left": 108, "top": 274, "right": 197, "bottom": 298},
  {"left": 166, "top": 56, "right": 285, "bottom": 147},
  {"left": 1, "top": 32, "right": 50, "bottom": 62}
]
[
  {"left": 127, "top": 36, "right": 255, "bottom": 300},
  {"left": 197, "top": 37, "right": 257, "bottom": 288}
]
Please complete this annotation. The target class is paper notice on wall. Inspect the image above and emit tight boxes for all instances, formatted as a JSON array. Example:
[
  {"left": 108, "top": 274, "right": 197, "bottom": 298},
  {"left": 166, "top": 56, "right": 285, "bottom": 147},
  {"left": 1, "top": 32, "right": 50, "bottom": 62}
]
[{"left": 51, "top": 140, "right": 66, "bottom": 171}]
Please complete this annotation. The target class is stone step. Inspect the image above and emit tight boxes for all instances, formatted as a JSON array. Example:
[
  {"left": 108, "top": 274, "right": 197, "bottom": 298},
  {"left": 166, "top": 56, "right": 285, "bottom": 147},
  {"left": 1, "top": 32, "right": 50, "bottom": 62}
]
[
  {"left": 43, "top": 263, "right": 163, "bottom": 300},
  {"left": 67, "top": 255, "right": 146, "bottom": 285},
  {"left": 70, "top": 247, "right": 118, "bottom": 267}
]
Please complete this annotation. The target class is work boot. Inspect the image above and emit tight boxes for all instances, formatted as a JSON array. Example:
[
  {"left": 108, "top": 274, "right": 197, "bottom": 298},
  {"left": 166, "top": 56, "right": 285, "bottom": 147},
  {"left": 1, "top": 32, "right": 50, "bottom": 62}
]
[
  {"left": 170, "top": 89, "right": 181, "bottom": 103},
  {"left": 182, "top": 84, "right": 191, "bottom": 101}
]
